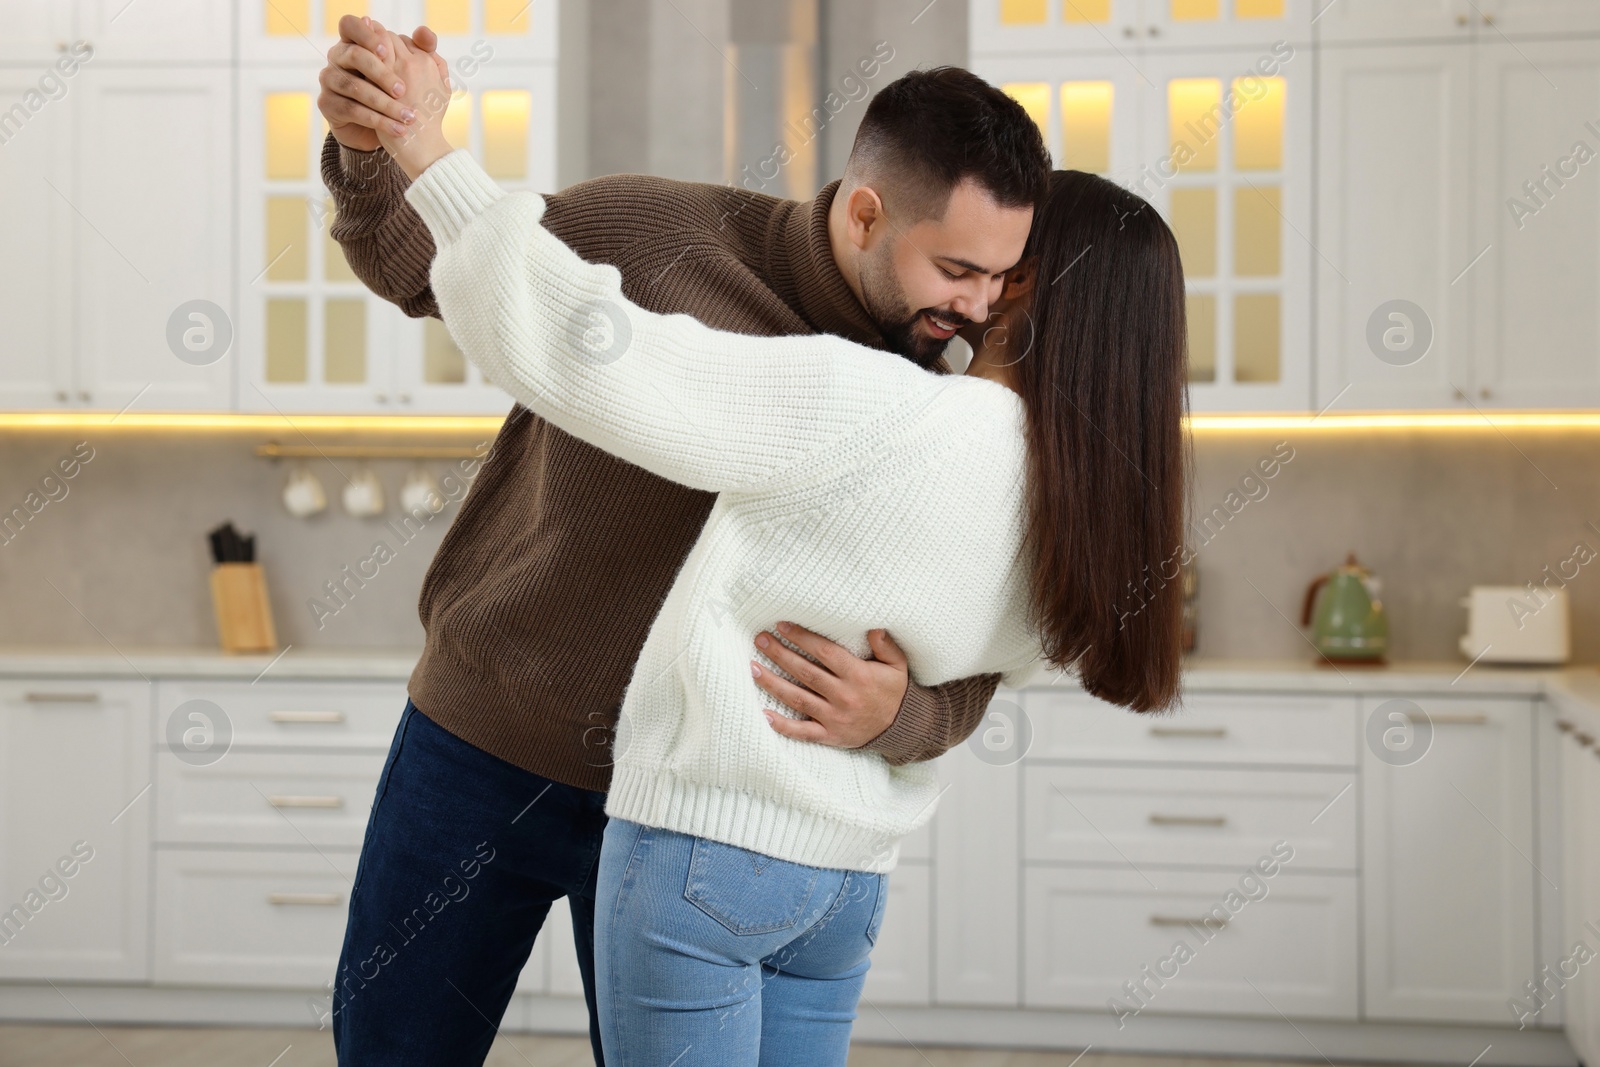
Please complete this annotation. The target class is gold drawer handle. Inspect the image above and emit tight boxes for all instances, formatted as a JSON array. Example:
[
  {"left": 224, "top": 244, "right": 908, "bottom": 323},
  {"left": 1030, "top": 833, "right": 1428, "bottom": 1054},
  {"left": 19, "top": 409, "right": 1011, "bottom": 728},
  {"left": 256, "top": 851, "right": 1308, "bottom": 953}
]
[
  {"left": 269, "top": 710, "right": 346, "bottom": 724},
  {"left": 1556, "top": 720, "right": 1575, "bottom": 733},
  {"left": 23, "top": 692, "right": 101, "bottom": 704},
  {"left": 1149, "top": 813, "right": 1227, "bottom": 827},
  {"left": 1150, "top": 914, "right": 1228, "bottom": 929},
  {"left": 267, "top": 795, "right": 344, "bottom": 809},
  {"left": 267, "top": 892, "right": 342, "bottom": 906},
  {"left": 1431, "top": 713, "right": 1488, "bottom": 725},
  {"left": 1149, "top": 725, "right": 1226, "bottom": 739}
]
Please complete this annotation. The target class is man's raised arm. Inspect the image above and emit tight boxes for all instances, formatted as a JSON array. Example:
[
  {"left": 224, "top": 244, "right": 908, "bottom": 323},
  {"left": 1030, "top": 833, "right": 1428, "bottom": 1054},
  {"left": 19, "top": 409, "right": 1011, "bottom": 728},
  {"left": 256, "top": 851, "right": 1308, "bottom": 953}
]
[{"left": 317, "top": 14, "right": 448, "bottom": 319}]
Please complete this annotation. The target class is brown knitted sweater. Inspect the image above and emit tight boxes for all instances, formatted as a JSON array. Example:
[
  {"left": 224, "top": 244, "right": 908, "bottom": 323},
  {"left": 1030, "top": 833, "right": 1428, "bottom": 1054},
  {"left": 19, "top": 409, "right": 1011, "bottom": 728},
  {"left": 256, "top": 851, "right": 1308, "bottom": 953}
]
[{"left": 321, "top": 135, "right": 1001, "bottom": 792}]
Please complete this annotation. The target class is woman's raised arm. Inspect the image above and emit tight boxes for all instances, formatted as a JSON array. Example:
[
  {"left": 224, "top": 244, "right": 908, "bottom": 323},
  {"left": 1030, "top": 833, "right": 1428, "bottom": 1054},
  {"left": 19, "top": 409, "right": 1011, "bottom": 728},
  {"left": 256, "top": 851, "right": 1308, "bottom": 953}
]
[{"left": 403, "top": 150, "right": 939, "bottom": 495}]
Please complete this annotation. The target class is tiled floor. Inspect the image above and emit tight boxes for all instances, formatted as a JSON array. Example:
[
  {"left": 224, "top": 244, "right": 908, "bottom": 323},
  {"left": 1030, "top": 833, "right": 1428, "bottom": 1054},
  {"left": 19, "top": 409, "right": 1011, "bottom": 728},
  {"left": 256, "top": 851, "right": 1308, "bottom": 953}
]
[{"left": 0, "top": 1024, "right": 1384, "bottom": 1067}]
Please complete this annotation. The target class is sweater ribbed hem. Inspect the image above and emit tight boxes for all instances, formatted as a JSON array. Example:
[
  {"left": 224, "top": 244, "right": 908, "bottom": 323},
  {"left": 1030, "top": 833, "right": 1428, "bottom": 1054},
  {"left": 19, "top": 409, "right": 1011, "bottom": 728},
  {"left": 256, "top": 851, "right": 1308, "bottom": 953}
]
[
  {"left": 605, "top": 763, "right": 905, "bottom": 874},
  {"left": 404, "top": 149, "right": 514, "bottom": 246}
]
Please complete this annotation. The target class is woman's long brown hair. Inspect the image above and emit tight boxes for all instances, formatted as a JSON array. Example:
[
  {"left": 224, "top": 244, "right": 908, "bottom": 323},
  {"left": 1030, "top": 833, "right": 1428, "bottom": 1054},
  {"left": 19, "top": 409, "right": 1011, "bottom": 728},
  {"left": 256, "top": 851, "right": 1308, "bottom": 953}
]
[{"left": 1013, "top": 171, "right": 1191, "bottom": 713}]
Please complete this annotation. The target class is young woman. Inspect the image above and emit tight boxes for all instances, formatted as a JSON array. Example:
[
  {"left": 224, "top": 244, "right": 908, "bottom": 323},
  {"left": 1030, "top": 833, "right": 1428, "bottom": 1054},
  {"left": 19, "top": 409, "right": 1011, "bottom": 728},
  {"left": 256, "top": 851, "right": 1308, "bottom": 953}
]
[{"left": 372, "top": 35, "right": 1188, "bottom": 1067}]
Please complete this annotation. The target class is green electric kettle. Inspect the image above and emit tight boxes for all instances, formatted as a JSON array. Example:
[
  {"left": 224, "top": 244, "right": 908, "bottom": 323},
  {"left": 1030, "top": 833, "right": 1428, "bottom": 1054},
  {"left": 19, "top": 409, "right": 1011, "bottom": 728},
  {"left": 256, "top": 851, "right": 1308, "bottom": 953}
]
[{"left": 1300, "top": 553, "right": 1389, "bottom": 663}]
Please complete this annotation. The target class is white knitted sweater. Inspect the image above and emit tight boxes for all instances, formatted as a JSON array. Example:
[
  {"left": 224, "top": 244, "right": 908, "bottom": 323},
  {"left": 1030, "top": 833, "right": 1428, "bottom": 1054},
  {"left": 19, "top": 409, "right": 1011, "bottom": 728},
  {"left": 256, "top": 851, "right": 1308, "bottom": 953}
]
[{"left": 406, "top": 150, "right": 1044, "bottom": 872}]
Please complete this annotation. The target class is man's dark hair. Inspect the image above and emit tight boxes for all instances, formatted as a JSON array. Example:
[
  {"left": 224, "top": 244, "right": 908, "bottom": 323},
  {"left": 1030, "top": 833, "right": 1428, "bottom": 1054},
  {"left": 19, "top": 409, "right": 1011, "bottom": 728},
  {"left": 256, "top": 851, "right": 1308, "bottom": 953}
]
[{"left": 843, "top": 66, "right": 1051, "bottom": 224}]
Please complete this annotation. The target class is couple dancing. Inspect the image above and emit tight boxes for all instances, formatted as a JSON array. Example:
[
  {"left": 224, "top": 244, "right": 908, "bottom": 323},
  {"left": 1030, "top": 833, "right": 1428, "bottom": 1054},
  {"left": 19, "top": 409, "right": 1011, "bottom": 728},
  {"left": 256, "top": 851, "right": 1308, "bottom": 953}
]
[{"left": 316, "top": 16, "right": 1189, "bottom": 1067}]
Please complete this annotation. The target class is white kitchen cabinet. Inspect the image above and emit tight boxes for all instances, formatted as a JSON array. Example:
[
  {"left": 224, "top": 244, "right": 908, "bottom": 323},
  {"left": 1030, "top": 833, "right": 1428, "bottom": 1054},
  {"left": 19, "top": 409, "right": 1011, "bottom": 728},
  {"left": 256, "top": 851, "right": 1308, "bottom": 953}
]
[
  {"left": 1315, "top": 44, "right": 1476, "bottom": 411},
  {"left": 1024, "top": 765, "right": 1358, "bottom": 870},
  {"left": 73, "top": 67, "right": 235, "bottom": 412},
  {"left": 1029, "top": 689, "right": 1358, "bottom": 766},
  {"left": 974, "top": 44, "right": 1312, "bottom": 411},
  {"left": 239, "top": 0, "right": 405, "bottom": 65},
  {"left": 970, "top": 0, "right": 1311, "bottom": 56},
  {"left": 0, "top": 680, "right": 151, "bottom": 981},
  {"left": 1556, "top": 714, "right": 1600, "bottom": 1057},
  {"left": 1471, "top": 39, "right": 1600, "bottom": 408},
  {"left": 0, "top": 66, "right": 73, "bottom": 409},
  {"left": 237, "top": 64, "right": 524, "bottom": 415},
  {"left": 863, "top": 861, "right": 932, "bottom": 1007},
  {"left": 1314, "top": 0, "right": 1480, "bottom": 43},
  {"left": 156, "top": 749, "right": 390, "bottom": 848},
  {"left": 1319, "top": 38, "right": 1600, "bottom": 412},
  {"left": 1362, "top": 695, "right": 1538, "bottom": 1023},
  {"left": 1480, "top": 0, "right": 1600, "bottom": 37},
  {"left": 0, "top": 2, "right": 73, "bottom": 61},
  {"left": 152, "top": 847, "right": 355, "bottom": 987},
  {"left": 395, "top": 0, "right": 560, "bottom": 63},
  {"left": 74, "top": 0, "right": 233, "bottom": 64},
  {"left": 1024, "top": 867, "right": 1359, "bottom": 1019},
  {"left": 934, "top": 699, "right": 1022, "bottom": 1007}
]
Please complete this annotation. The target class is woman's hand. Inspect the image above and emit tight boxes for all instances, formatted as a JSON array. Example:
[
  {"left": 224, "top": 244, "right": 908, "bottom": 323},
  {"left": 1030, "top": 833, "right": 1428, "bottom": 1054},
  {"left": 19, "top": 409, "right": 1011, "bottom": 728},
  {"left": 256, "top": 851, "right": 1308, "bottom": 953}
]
[{"left": 372, "top": 27, "right": 457, "bottom": 180}]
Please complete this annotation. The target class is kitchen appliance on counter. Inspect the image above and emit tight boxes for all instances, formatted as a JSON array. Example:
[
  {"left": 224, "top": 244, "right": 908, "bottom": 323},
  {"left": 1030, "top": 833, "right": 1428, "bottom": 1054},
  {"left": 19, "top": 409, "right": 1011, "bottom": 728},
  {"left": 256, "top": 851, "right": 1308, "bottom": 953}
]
[
  {"left": 1459, "top": 584, "right": 1571, "bottom": 664},
  {"left": 1301, "top": 553, "right": 1389, "bottom": 663}
]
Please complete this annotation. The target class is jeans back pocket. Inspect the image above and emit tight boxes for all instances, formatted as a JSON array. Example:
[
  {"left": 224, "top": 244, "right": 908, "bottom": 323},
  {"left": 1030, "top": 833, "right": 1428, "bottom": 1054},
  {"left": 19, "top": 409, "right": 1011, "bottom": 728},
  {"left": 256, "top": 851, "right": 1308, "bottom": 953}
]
[{"left": 683, "top": 837, "right": 822, "bottom": 936}]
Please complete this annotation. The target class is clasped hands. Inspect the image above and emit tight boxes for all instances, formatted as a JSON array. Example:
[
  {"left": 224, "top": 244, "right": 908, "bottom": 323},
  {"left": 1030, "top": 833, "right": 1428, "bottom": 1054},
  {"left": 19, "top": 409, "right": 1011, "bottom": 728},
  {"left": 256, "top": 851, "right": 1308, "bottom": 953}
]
[{"left": 319, "top": 15, "right": 454, "bottom": 179}]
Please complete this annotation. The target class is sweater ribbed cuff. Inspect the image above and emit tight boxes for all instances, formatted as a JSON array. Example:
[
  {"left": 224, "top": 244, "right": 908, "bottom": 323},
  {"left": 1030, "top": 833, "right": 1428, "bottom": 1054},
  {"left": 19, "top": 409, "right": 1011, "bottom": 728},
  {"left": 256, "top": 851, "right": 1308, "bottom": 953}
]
[
  {"left": 319, "top": 133, "right": 410, "bottom": 210},
  {"left": 403, "top": 148, "right": 519, "bottom": 247},
  {"left": 864, "top": 680, "right": 945, "bottom": 767}
]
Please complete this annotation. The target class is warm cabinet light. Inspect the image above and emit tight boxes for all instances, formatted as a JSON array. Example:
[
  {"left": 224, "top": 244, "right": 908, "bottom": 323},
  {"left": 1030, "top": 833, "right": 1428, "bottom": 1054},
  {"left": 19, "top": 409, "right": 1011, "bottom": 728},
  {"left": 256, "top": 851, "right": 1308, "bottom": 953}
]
[
  {"left": 1001, "top": 0, "right": 1048, "bottom": 23},
  {"left": 1065, "top": 0, "right": 1112, "bottom": 21},
  {"left": 1061, "top": 82, "right": 1113, "bottom": 173},
  {"left": 1002, "top": 83, "right": 1051, "bottom": 142},
  {"left": 7, "top": 413, "right": 1600, "bottom": 433}
]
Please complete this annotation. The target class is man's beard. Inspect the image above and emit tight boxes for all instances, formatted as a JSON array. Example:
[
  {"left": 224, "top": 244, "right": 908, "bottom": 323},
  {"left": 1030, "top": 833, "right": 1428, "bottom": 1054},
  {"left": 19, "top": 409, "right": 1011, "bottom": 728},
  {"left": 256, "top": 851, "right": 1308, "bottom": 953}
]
[{"left": 859, "top": 252, "right": 968, "bottom": 369}]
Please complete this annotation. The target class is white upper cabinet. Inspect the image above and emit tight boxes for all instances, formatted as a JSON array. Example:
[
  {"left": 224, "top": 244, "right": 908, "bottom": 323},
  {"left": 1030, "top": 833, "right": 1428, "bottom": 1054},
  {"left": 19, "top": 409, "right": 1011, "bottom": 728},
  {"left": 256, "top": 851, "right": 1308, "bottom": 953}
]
[
  {"left": 74, "top": 67, "right": 235, "bottom": 413},
  {"left": 0, "top": 1, "right": 73, "bottom": 61},
  {"left": 1315, "top": 44, "right": 1476, "bottom": 411},
  {"left": 970, "top": 0, "right": 1312, "bottom": 55},
  {"left": 239, "top": 1, "right": 405, "bottom": 64},
  {"left": 1477, "top": 0, "right": 1600, "bottom": 37},
  {"left": 395, "top": 0, "right": 559, "bottom": 63},
  {"left": 1141, "top": 47, "right": 1312, "bottom": 411},
  {"left": 0, "top": 67, "right": 73, "bottom": 410},
  {"left": 74, "top": 0, "right": 233, "bottom": 64},
  {"left": 974, "top": 14, "right": 1313, "bottom": 412},
  {"left": 1361, "top": 696, "right": 1538, "bottom": 1023},
  {"left": 1314, "top": 0, "right": 1479, "bottom": 43},
  {"left": 1472, "top": 39, "right": 1600, "bottom": 408},
  {"left": 236, "top": 65, "right": 526, "bottom": 415}
]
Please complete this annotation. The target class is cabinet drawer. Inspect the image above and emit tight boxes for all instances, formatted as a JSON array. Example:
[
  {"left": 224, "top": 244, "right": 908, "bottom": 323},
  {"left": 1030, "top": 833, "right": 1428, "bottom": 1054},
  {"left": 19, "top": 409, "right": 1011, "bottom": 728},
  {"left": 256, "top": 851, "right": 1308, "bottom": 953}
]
[
  {"left": 153, "top": 849, "right": 354, "bottom": 988},
  {"left": 1023, "top": 867, "right": 1358, "bottom": 1019},
  {"left": 156, "top": 680, "right": 408, "bottom": 751},
  {"left": 156, "top": 750, "right": 388, "bottom": 847},
  {"left": 1024, "top": 766, "right": 1357, "bottom": 870},
  {"left": 1029, "top": 691, "right": 1358, "bottom": 767}
]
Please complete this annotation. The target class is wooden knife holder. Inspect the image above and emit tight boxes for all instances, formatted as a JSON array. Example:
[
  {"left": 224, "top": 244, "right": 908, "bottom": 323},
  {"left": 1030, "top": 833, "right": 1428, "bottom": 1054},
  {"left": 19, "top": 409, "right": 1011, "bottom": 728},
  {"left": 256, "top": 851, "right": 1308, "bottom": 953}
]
[{"left": 210, "top": 563, "right": 279, "bottom": 652}]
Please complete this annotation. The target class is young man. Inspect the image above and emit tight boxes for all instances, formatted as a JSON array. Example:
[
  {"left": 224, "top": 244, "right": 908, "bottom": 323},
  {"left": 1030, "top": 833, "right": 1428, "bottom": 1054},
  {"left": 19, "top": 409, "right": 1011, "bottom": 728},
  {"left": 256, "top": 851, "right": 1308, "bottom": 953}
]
[{"left": 315, "top": 17, "right": 1049, "bottom": 1065}]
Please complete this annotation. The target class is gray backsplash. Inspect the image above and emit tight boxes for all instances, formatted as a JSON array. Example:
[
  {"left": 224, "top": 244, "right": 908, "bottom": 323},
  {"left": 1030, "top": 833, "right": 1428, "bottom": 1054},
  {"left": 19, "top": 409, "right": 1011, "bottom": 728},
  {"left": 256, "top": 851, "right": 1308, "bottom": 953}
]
[{"left": 0, "top": 425, "right": 1593, "bottom": 664}]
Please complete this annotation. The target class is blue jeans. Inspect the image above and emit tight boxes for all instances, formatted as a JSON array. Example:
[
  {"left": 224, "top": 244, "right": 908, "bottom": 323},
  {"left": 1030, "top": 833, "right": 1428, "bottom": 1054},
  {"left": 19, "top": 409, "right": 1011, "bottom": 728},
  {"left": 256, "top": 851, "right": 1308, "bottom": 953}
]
[
  {"left": 595, "top": 817, "right": 889, "bottom": 1067},
  {"left": 332, "top": 701, "right": 611, "bottom": 1066}
]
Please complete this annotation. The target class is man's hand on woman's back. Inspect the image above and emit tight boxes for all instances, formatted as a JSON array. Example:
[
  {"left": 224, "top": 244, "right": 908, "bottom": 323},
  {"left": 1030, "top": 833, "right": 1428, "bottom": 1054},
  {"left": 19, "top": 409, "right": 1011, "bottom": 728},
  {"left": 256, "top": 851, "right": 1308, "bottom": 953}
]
[{"left": 318, "top": 14, "right": 449, "bottom": 152}]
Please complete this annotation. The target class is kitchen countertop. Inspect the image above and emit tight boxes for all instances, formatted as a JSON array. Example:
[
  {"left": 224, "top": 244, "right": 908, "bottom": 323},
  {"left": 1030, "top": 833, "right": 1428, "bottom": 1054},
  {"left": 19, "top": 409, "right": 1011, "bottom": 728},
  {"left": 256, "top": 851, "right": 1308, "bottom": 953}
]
[{"left": 3, "top": 647, "right": 1598, "bottom": 730}]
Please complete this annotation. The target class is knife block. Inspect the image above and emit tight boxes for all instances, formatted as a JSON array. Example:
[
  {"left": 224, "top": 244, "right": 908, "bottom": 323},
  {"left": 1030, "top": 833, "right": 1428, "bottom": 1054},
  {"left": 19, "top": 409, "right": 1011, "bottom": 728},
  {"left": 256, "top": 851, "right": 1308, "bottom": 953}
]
[{"left": 210, "top": 563, "right": 278, "bottom": 652}]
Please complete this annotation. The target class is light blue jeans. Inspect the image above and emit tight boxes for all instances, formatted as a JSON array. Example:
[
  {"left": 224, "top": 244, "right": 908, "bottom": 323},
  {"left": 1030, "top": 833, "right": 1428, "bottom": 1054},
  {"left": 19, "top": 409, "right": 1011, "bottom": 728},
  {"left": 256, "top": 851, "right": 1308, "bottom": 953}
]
[{"left": 594, "top": 818, "right": 888, "bottom": 1066}]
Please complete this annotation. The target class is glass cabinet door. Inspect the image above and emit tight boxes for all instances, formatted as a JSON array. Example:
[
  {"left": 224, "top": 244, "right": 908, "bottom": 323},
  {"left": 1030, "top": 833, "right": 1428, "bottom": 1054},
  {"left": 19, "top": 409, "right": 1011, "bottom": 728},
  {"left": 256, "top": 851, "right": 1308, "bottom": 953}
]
[
  {"left": 396, "top": 0, "right": 558, "bottom": 63},
  {"left": 239, "top": 68, "right": 403, "bottom": 413},
  {"left": 971, "top": 0, "right": 1145, "bottom": 56},
  {"left": 240, "top": 1, "right": 405, "bottom": 64},
  {"left": 1140, "top": 50, "right": 1310, "bottom": 410},
  {"left": 1141, "top": 0, "right": 1312, "bottom": 49}
]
